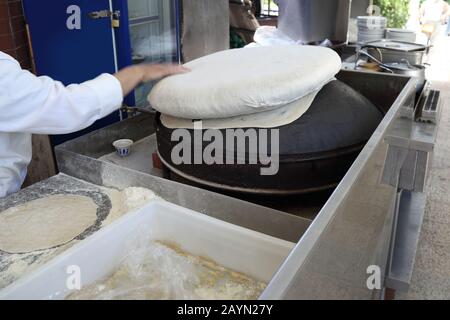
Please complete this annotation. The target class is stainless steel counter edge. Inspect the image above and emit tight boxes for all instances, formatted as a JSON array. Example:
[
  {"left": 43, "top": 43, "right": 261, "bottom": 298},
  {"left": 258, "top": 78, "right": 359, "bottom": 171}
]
[{"left": 260, "top": 78, "right": 418, "bottom": 300}]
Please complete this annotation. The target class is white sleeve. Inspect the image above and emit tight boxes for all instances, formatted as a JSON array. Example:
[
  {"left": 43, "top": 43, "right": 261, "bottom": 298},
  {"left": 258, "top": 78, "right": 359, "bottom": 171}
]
[{"left": 0, "top": 55, "right": 123, "bottom": 135}]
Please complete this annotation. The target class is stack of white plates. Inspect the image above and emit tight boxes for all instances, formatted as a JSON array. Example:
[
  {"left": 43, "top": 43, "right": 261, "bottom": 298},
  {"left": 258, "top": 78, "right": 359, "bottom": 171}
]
[
  {"left": 386, "top": 28, "right": 417, "bottom": 42},
  {"left": 357, "top": 16, "right": 387, "bottom": 43}
]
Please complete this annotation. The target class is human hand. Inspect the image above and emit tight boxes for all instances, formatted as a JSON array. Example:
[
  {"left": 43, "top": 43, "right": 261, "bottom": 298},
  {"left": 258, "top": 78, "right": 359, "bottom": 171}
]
[
  {"left": 137, "top": 64, "right": 190, "bottom": 82},
  {"left": 114, "top": 63, "right": 190, "bottom": 97}
]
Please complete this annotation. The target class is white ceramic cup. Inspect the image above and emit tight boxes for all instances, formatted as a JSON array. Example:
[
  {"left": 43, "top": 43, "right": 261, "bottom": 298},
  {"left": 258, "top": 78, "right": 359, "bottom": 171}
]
[{"left": 113, "top": 139, "right": 134, "bottom": 157}]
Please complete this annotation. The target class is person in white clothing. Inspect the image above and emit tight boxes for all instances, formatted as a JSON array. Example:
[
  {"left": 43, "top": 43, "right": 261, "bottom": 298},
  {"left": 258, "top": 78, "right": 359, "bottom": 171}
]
[
  {"left": 419, "top": 0, "right": 449, "bottom": 43},
  {"left": 0, "top": 51, "right": 189, "bottom": 198},
  {"left": 420, "top": 0, "right": 448, "bottom": 24}
]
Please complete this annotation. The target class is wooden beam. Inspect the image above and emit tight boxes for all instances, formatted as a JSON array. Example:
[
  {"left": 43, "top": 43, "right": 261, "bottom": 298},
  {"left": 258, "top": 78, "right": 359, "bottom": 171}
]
[{"left": 23, "top": 135, "right": 57, "bottom": 188}]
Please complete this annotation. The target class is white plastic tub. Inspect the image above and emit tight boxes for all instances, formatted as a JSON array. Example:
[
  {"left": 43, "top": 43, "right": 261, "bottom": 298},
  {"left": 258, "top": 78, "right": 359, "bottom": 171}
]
[{"left": 0, "top": 200, "right": 295, "bottom": 300}]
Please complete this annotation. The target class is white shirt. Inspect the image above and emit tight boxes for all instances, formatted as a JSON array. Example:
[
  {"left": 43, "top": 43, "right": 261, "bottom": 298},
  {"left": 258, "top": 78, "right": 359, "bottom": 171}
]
[{"left": 0, "top": 51, "right": 123, "bottom": 198}]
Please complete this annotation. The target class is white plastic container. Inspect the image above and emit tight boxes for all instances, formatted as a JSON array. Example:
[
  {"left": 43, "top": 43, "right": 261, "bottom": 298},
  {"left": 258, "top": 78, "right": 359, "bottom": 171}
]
[{"left": 0, "top": 201, "right": 295, "bottom": 300}]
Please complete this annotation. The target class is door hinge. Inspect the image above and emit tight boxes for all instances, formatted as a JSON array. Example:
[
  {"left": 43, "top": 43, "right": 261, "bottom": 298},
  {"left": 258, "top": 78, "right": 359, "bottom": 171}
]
[
  {"left": 89, "top": 10, "right": 121, "bottom": 28},
  {"left": 89, "top": 10, "right": 112, "bottom": 19}
]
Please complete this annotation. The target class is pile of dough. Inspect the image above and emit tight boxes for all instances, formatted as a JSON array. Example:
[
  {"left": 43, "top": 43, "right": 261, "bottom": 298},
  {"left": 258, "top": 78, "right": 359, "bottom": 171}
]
[{"left": 148, "top": 45, "right": 341, "bottom": 120}]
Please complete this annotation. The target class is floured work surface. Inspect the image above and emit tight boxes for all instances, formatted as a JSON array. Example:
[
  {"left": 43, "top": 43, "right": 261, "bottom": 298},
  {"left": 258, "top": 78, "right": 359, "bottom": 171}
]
[
  {"left": 0, "top": 174, "right": 159, "bottom": 290},
  {"left": 0, "top": 194, "right": 98, "bottom": 254},
  {"left": 67, "top": 240, "right": 266, "bottom": 300}
]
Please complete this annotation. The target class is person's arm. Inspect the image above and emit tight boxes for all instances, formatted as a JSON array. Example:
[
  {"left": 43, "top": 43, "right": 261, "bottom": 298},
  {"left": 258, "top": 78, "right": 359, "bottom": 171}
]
[
  {"left": 0, "top": 53, "right": 188, "bottom": 135},
  {"left": 114, "top": 64, "right": 189, "bottom": 97}
]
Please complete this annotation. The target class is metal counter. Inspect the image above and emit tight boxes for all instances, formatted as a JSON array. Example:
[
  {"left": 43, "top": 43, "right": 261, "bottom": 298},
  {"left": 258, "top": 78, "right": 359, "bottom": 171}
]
[
  {"left": 53, "top": 116, "right": 311, "bottom": 244},
  {"left": 262, "top": 72, "right": 438, "bottom": 299},
  {"left": 50, "top": 70, "right": 438, "bottom": 299}
]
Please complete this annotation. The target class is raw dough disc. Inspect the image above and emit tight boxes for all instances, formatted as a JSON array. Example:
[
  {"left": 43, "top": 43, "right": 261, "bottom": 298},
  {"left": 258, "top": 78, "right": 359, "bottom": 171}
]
[
  {"left": 160, "top": 88, "right": 320, "bottom": 129},
  {"left": 0, "top": 195, "right": 98, "bottom": 254}
]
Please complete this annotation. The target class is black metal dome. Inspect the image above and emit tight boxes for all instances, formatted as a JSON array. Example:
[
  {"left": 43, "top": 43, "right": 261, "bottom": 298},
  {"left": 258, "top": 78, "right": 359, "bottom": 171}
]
[{"left": 156, "top": 80, "right": 384, "bottom": 195}]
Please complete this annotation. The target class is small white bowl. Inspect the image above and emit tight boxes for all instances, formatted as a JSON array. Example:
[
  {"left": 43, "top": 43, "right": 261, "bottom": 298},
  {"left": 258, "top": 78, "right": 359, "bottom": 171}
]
[{"left": 113, "top": 139, "right": 134, "bottom": 157}]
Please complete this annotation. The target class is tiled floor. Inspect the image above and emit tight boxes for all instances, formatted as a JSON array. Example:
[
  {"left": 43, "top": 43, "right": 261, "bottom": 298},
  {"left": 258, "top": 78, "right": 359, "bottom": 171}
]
[{"left": 397, "top": 32, "right": 450, "bottom": 300}]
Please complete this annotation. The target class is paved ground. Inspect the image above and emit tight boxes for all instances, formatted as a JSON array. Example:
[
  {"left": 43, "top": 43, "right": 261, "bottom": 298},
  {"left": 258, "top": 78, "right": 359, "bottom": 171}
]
[{"left": 397, "top": 32, "right": 450, "bottom": 300}]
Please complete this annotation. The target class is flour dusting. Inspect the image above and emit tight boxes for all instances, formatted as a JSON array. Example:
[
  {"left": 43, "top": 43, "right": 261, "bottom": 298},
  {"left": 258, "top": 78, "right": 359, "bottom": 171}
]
[
  {"left": 123, "top": 187, "right": 159, "bottom": 212},
  {"left": 1, "top": 186, "right": 161, "bottom": 290}
]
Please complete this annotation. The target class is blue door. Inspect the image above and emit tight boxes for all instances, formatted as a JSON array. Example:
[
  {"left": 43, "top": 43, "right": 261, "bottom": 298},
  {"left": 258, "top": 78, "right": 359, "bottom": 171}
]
[{"left": 23, "top": 0, "right": 121, "bottom": 145}]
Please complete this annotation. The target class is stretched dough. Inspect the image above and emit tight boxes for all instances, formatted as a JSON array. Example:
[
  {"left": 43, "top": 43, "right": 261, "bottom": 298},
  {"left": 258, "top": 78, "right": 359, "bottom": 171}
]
[
  {"left": 0, "top": 195, "right": 98, "bottom": 254},
  {"left": 160, "top": 88, "right": 320, "bottom": 129},
  {"left": 149, "top": 45, "right": 341, "bottom": 119}
]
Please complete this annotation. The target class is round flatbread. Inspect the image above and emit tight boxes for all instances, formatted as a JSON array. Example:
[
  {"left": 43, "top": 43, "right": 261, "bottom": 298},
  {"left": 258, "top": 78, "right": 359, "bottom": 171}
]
[
  {"left": 149, "top": 45, "right": 341, "bottom": 119},
  {"left": 160, "top": 88, "right": 321, "bottom": 129},
  {"left": 0, "top": 195, "right": 98, "bottom": 254}
]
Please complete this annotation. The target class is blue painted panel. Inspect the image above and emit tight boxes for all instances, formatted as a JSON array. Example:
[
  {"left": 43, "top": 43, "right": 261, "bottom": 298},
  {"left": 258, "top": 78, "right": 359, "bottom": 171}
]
[
  {"left": 23, "top": 0, "right": 121, "bottom": 145},
  {"left": 23, "top": 0, "right": 116, "bottom": 83},
  {"left": 22, "top": 0, "right": 182, "bottom": 145}
]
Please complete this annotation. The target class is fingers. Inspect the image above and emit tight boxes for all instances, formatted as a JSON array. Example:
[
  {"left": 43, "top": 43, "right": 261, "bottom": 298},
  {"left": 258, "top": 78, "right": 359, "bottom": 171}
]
[
  {"left": 169, "top": 65, "right": 191, "bottom": 75},
  {"left": 141, "top": 64, "right": 191, "bottom": 82},
  {"left": 159, "top": 65, "right": 191, "bottom": 77}
]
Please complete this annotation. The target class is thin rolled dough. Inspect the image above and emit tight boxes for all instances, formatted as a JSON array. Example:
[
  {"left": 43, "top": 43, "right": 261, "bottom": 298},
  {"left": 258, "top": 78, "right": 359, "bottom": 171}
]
[
  {"left": 0, "top": 195, "right": 98, "bottom": 254},
  {"left": 160, "top": 88, "right": 320, "bottom": 129}
]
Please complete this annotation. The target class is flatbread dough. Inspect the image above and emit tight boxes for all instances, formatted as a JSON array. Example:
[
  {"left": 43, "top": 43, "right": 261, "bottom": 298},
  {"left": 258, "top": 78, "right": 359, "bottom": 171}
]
[
  {"left": 149, "top": 45, "right": 341, "bottom": 119},
  {"left": 0, "top": 195, "right": 98, "bottom": 254},
  {"left": 160, "top": 88, "right": 320, "bottom": 129}
]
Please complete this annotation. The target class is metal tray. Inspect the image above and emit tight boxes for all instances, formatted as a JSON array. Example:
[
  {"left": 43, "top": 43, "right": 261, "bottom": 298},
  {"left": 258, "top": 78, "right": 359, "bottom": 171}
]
[{"left": 363, "top": 40, "right": 429, "bottom": 52}]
